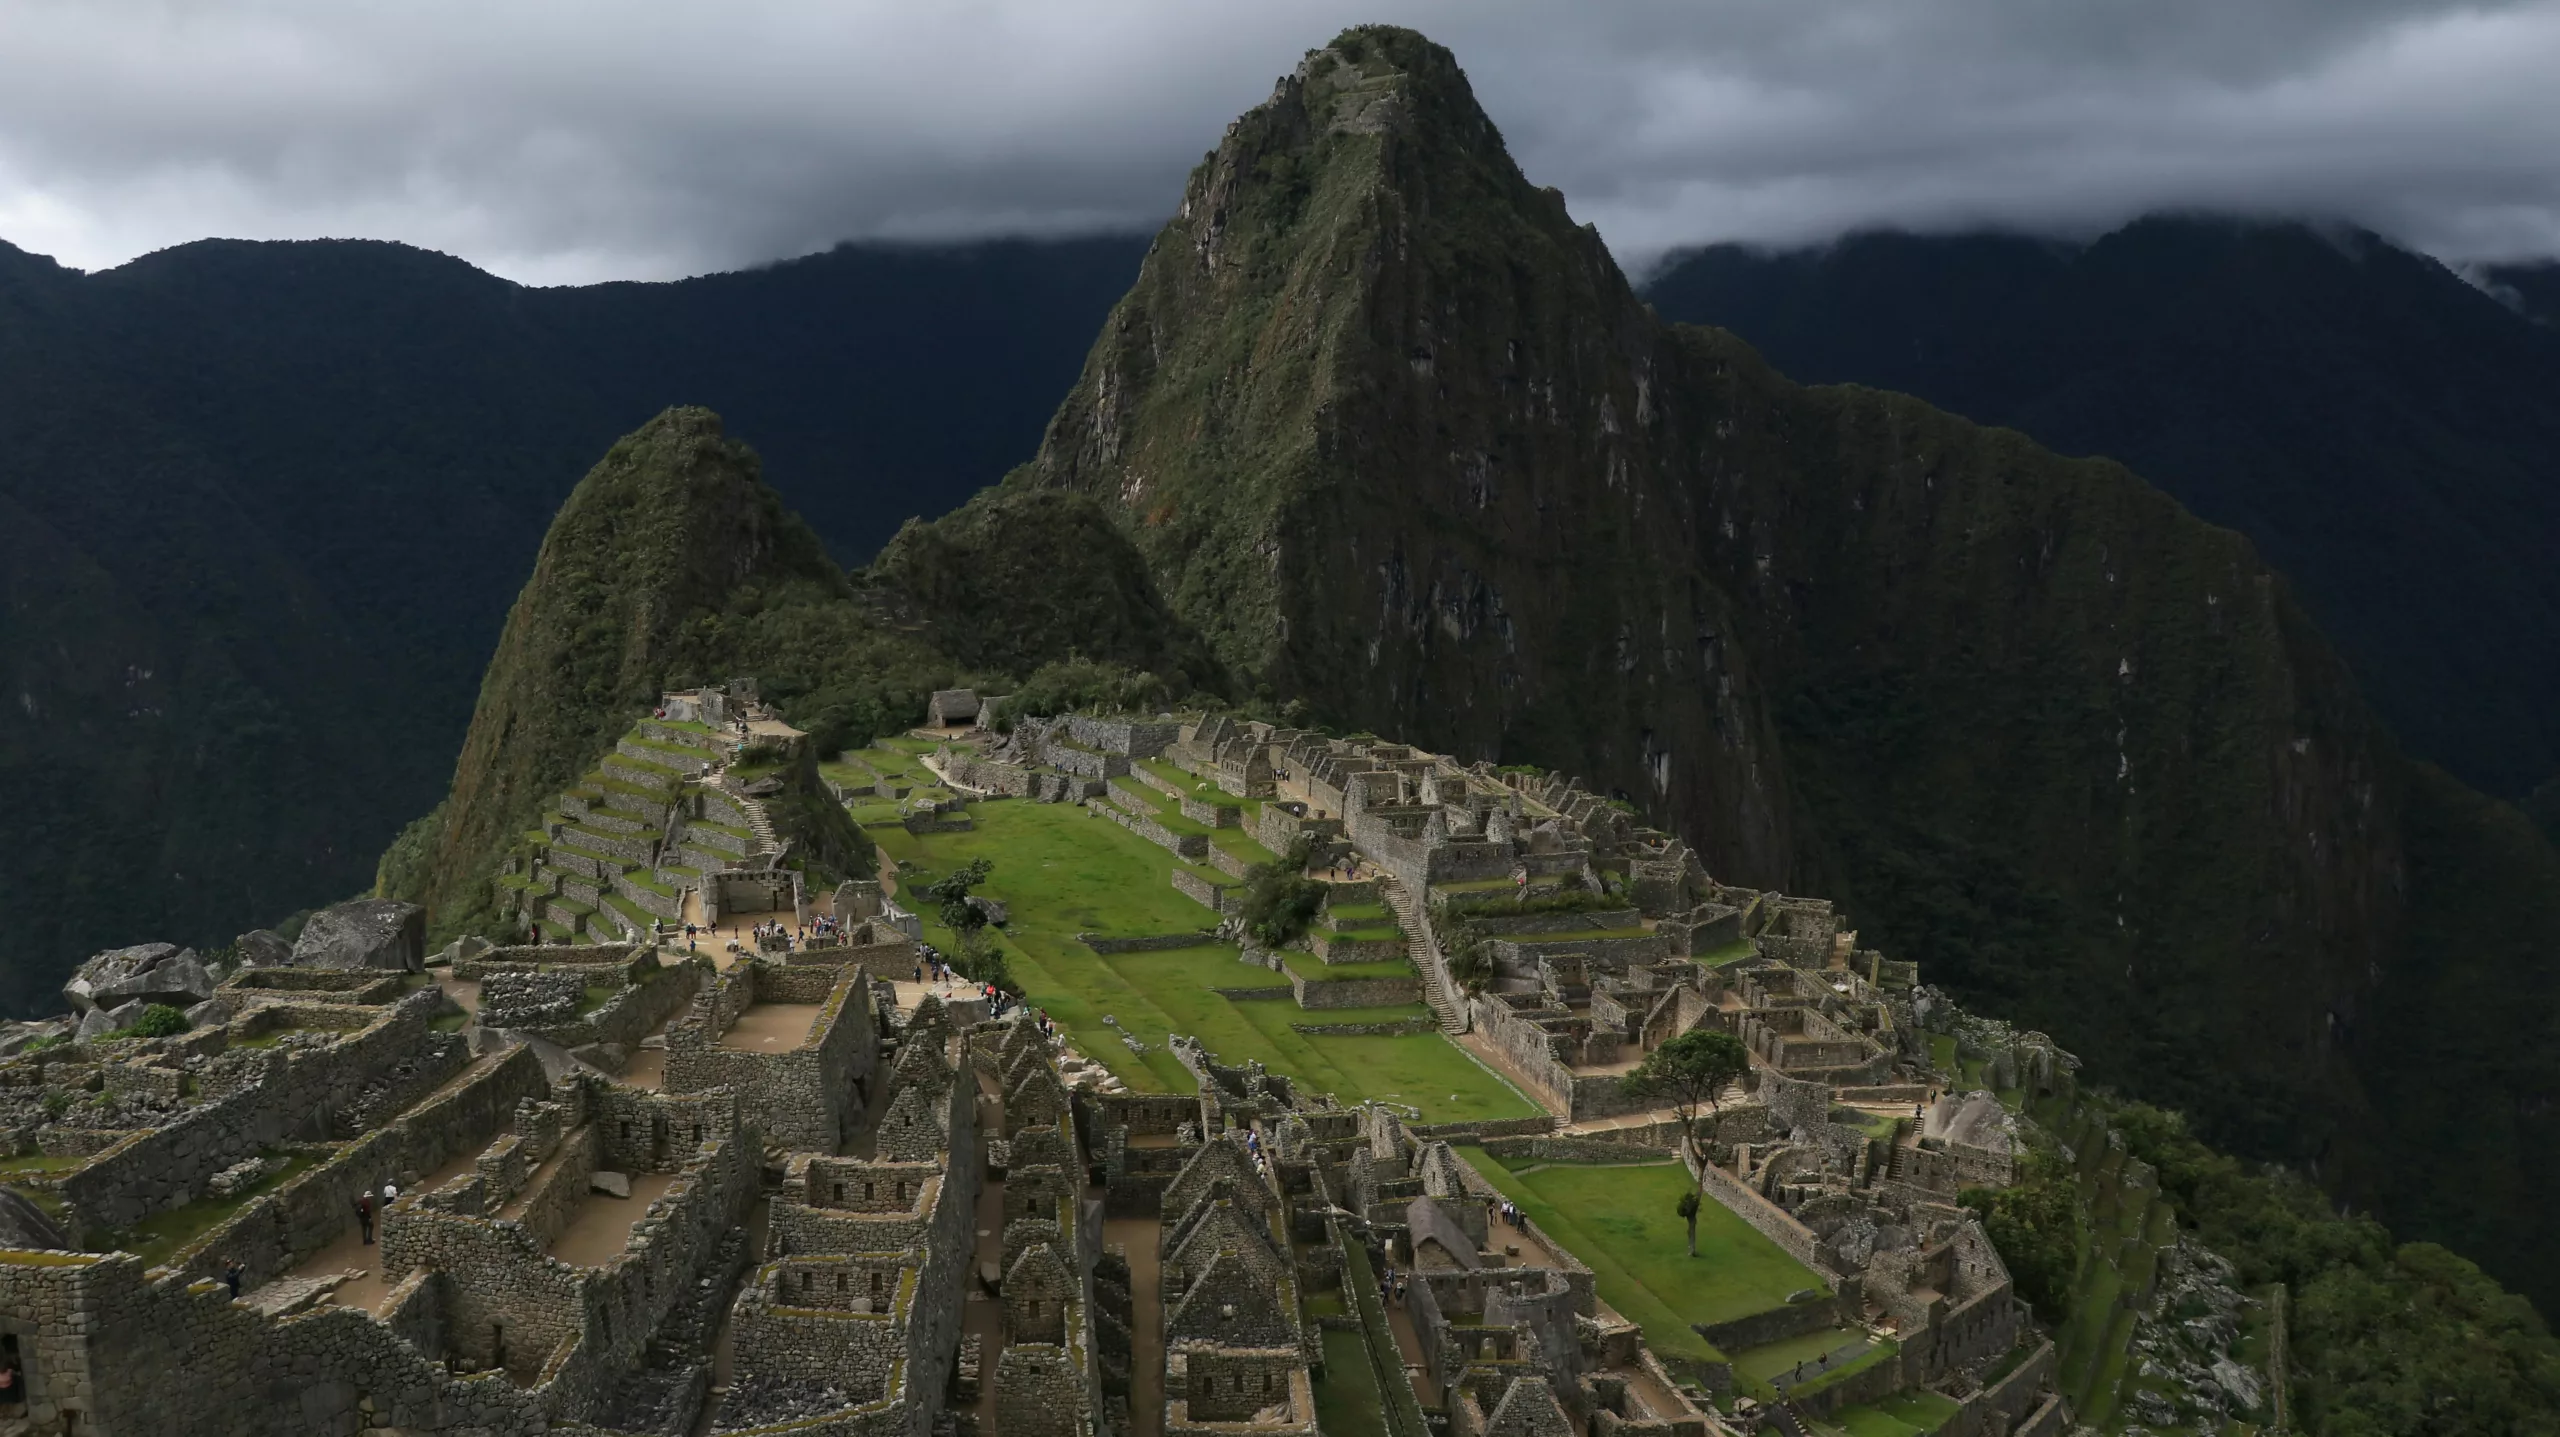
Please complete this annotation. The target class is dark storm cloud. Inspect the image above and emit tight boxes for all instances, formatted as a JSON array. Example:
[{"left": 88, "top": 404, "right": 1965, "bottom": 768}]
[{"left": 2, "top": 0, "right": 2555, "bottom": 283}]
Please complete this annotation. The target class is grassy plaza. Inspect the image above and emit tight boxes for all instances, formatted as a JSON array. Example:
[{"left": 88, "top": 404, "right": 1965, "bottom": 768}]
[
  {"left": 860, "top": 768, "right": 1534, "bottom": 1124},
  {"left": 1455, "top": 1146, "right": 1828, "bottom": 1365}
]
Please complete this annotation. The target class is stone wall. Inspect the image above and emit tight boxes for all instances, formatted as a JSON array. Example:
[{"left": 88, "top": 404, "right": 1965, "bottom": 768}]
[
  {"left": 165, "top": 1046, "right": 552, "bottom": 1292},
  {"left": 1693, "top": 1295, "right": 1839, "bottom": 1353},
  {"left": 1089, "top": 797, "right": 1210, "bottom": 860},
  {"left": 664, "top": 963, "right": 873, "bottom": 1153},
  {"left": 1288, "top": 973, "right": 1422, "bottom": 1009},
  {"left": 65, "top": 988, "right": 447, "bottom": 1230},
  {"left": 1080, "top": 932, "right": 1221, "bottom": 955},
  {"left": 1170, "top": 869, "right": 1237, "bottom": 914},
  {"left": 1687, "top": 1149, "right": 1834, "bottom": 1278},
  {"left": 0, "top": 1250, "right": 555, "bottom": 1435},
  {"left": 1065, "top": 715, "right": 1180, "bottom": 759},
  {"left": 1043, "top": 734, "right": 1132, "bottom": 781},
  {"left": 458, "top": 943, "right": 635, "bottom": 981}
]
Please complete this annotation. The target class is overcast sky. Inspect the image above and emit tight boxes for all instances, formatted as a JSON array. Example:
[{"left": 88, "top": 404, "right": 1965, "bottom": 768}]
[{"left": 3, "top": 0, "right": 2557, "bottom": 286}]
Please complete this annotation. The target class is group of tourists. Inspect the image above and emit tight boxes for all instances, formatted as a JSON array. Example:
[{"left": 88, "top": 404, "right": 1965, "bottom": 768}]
[
  {"left": 1491, "top": 1197, "right": 1522, "bottom": 1229},
  {"left": 351, "top": 1179, "right": 401, "bottom": 1245}
]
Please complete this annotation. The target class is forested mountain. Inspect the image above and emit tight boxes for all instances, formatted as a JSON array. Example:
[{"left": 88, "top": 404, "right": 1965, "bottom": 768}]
[
  {"left": 2488, "top": 258, "right": 2560, "bottom": 327},
  {"left": 0, "top": 233, "right": 1141, "bottom": 1009},
  {"left": 1643, "top": 220, "right": 2560, "bottom": 802},
  {"left": 864, "top": 26, "right": 2560, "bottom": 1318}
]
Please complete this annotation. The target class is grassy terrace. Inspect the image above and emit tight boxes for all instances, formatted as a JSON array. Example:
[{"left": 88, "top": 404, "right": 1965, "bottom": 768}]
[
  {"left": 1832, "top": 1390, "right": 1962, "bottom": 1437},
  {"left": 121, "top": 1152, "right": 318, "bottom": 1267},
  {"left": 1118, "top": 763, "right": 1279, "bottom": 867},
  {"left": 1455, "top": 1147, "right": 1826, "bottom": 1367},
  {"left": 872, "top": 795, "right": 1529, "bottom": 1124},
  {"left": 1278, "top": 948, "right": 1415, "bottom": 983}
]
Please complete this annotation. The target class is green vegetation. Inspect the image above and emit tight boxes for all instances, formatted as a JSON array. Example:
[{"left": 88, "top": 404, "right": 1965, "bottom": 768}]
[
  {"left": 383, "top": 407, "right": 953, "bottom": 942},
  {"left": 1620, "top": 1030, "right": 1750, "bottom": 1256},
  {"left": 1239, "top": 839, "right": 1325, "bottom": 948},
  {"left": 120, "top": 1004, "right": 190, "bottom": 1039},
  {"left": 1312, "top": 1327, "right": 1390, "bottom": 1437},
  {"left": 1958, "top": 1147, "right": 2077, "bottom": 1319},
  {"left": 117, "top": 1152, "right": 316, "bottom": 1267},
  {"left": 1831, "top": 1389, "right": 1962, "bottom": 1437},
  {"left": 2093, "top": 1097, "right": 2560, "bottom": 1436},
  {"left": 1459, "top": 1147, "right": 1823, "bottom": 1367},
  {"left": 877, "top": 798, "right": 1525, "bottom": 1123}
]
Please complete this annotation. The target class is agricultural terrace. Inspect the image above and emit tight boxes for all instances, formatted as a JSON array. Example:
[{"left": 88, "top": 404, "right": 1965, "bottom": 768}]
[{"left": 853, "top": 750, "right": 1534, "bottom": 1125}]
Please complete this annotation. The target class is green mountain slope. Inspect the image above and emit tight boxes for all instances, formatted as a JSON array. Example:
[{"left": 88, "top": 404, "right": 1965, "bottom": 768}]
[
  {"left": 969, "top": 25, "right": 2560, "bottom": 1312},
  {"left": 1642, "top": 223, "right": 2560, "bottom": 802},
  {"left": 0, "top": 233, "right": 1139, "bottom": 997},
  {"left": 389, "top": 407, "right": 951, "bottom": 937}
]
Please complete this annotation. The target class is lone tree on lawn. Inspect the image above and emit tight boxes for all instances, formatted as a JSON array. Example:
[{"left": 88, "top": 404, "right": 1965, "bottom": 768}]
[
  {"left": 1621, "top": 1027, "right": 1751, "bottom": 1256},
  {"left": 920, "top": 858, "right": 997, "bottom": 971}
]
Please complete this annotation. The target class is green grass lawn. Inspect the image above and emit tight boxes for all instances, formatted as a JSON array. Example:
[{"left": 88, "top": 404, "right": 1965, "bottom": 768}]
[
  {"left": 1314, "top": 1327, "right": 1392, "bottom": 1437},
  {"left": 1456, "top": 1148, "right": 1826, "bottom": 1366},
  {"left": 1731, "top": 1326, "right": 1898, "bottom": 1401},
  {"left": 874, "top": 799, "right": 1530, "bottom": 1123},
  {"left": 1832, "top": 1389, "right": 1961, "bottom": 1437}
]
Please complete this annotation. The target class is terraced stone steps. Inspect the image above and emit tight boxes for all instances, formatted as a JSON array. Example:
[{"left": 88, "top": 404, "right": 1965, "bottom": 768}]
[{"left": 1381, "top": 874, "right": 1466, "bottom": 1035}]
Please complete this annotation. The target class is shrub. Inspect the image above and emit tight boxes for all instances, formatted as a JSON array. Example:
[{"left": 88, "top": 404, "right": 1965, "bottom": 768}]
[{"left": 123, "top": 1004, "right": 191, "bottom": 1039}]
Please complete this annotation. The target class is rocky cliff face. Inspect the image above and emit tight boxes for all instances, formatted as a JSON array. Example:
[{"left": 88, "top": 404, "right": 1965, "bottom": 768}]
[{"left": 1008, "top": 25, "right": 2493, "bottom": 1274}]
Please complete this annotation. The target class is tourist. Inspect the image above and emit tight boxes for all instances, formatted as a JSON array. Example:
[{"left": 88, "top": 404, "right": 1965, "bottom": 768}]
[
  {"left": 355, "top": 1191, "right": 373, "bottom": 1244},
  {"left": 223, "top": 1257, "right": 244, "bottom": 1298},
  {"left": 0, "top": 1358, "right": 18, "bottom": 1411},
  {"left": 382, "top": 1181, "right": 400, "bottom": 1211}
]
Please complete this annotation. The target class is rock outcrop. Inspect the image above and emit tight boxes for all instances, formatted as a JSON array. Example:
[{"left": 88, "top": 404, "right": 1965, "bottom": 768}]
[
  {"left": 62, "top": 942, "right": 216, "bottom": 1013},
  {"left": 290, "top": 899, "right": 428, "bottom": 971}
]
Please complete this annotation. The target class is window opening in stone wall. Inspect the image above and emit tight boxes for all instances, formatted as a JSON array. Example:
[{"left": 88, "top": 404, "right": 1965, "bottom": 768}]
[
  {"left": 863, "top": 1181, "right": 875, "bottom": 1202},
  {"left": 870, "top": 1270, "right": 884, "bottom": 1296},
  {"left": 834, "top": 1181, "right": 846, "bottom": 1202}
]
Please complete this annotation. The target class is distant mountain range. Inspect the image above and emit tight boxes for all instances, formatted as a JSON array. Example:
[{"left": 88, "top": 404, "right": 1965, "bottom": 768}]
[
  {"left": 1643, "top": 219, "right": 2560, "bottom": 805},
  {"left": 0, "top": 232, "right": 1142, "bottom": 1012}
]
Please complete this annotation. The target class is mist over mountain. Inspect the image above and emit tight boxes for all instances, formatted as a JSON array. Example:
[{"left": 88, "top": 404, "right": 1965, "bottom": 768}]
[
  {"left": 0, "top": 232, "right": 1141, "bottom": 1011},
  {"left": 1642, "top": 219, "right": 2560, "bottom": 804}
]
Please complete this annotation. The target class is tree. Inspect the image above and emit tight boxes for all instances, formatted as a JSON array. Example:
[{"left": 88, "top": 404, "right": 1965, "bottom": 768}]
[
  {"left": 1621, "top": 1027, "right": 1751, "bottom": 1256},
  {"left": 919, "top": 858, "right": 998, "bottom": 975},
  {"left": 1675, "top": 1190, "right": 1703, "bottom": 1258},
  {"left": 1239, "top": 839, "right": 1325, "bottom": 948}
]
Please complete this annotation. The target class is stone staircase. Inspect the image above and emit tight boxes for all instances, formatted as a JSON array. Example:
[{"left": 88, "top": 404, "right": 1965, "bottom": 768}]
[
  {"left": 710, "top": 769, "right": 781, "bottom": 863},
  {"left": 1759, "top": 1399, "right": 1815, "bottom": 1437},
  {"left": 1380, "top": 873, "right": 1467, "bottom": 1035}
]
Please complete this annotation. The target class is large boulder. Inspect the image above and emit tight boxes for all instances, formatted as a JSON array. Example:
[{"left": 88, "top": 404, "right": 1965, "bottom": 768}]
[
  {"left": 62, "top": 943, "right": 216, "bottom": 1013},
  {"left": 0, "top": 1017, "right": 74, "bottom": 1056},
  {"left": 235, "top": 929, "right": 294, "bottom": 967},
  {"left": 291, "top": 899, "right": 427, "bottom": 971}
]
